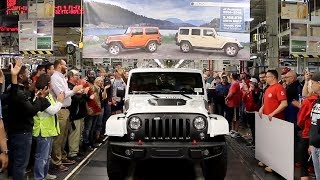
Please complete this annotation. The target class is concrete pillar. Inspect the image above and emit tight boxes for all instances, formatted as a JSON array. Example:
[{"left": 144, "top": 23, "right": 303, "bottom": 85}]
[{"left": 265, "top": 0, "right": 279, "bottom": 69}]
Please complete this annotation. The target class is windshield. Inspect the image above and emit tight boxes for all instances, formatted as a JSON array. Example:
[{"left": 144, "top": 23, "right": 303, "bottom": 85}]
[
  {"left": 125, "top": 27, "right": 132, "bottom": 34},
  {"left": 129, "top": 72, "right": 204, "bottom": 95}
]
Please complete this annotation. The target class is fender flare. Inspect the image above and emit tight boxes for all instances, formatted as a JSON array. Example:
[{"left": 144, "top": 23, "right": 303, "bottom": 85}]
[
  {"left": 105, "top": 114, "right": 127, "bottom": 137},
  {"left": 207, "top": 114, "right": 229, "bottom": 137},
  {"left": 144, "top": 39, "right": 159, "bottom": 47}
]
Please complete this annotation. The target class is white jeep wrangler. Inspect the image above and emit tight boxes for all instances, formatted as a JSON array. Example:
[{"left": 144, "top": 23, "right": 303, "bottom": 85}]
[
  {"left": 175, "top": 27, "right": 243, "bottom": 57},
  {"left": 105, "top": 68, "right": 229, "bottom": 180}
]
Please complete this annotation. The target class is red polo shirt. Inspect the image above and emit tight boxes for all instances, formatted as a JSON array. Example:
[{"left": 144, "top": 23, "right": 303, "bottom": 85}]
[
  {"left": 263, "top": 83, "right": 287, "bottom": 120},
  {"left": 226, "top": 81, "right": 241, "bottom": 108}
]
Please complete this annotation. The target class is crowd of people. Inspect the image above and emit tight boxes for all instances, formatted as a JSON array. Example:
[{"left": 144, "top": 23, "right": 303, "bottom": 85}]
[
  {"left": 0, "top": 59, "right": 128, "bottom": 180},
  {"left": 0, "top": 59, "right": 320, "bottom": 180},
  {"left": 204, "top": 67, "right": 320, "bottom": 180}
]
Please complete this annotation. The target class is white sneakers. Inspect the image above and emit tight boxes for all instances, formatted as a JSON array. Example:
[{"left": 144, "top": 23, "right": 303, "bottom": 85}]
[
  {"left": 229, "top": 130, "right": 240, "bottom": 138},
  {"left": 45, "top": 174, "right": 57, "bottom": 180}
]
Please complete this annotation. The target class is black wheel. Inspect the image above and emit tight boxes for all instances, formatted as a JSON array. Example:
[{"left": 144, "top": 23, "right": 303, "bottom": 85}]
[
  {"left": 180, "top": 41, "right": 192, "bottom": 53},
  {"left": 108, "top": 43, "right": 122, "bottom": 55},
  {"left": 146, "top": 41, "right": 158, "bottom": 52},
  {"left": 224, "top": 44, "right": 239, "bottom": 57},
  {"left": 107, "top": 142, "right": 129, "bottom": 180},
  {"left": 201, "top": 140, "right": 227, "bottom": 180}
]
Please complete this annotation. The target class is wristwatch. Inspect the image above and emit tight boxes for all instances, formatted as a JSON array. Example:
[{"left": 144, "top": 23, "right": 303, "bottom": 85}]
[{"left": 0, "top": 150, "right": 9, "bottom": 155}]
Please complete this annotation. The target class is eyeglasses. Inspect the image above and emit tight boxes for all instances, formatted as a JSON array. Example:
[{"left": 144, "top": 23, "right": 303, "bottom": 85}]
[{"left": 265, "top": 75, "right": 274, "bottom": 78}]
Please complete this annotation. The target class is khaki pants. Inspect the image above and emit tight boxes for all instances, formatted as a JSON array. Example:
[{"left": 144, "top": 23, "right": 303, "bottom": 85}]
[
  {"left": 51, "top": 109, "right": 70, "bottom": 166},
  {"left": 68, "top": 119, "right": 84, "bottom": 157}
]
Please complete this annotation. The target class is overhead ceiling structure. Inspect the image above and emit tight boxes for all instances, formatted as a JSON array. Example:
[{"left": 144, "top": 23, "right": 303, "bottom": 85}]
[{"left": 250, "top": 0, "right": 266, "bottom": 30}]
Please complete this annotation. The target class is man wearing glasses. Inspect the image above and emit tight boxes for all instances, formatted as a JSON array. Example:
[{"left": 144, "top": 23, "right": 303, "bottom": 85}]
[{"left": 258, "top": 70, "right": 288, "bottom": 173}]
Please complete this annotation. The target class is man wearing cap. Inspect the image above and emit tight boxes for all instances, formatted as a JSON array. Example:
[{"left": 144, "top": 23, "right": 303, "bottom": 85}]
[
  {"left": 67, "top": 70, "right": 89, "bottom": 161},
  {"left": 243, "top": 77, "right": 260, "bottom": 146},
  {"left": 280, "top": 67, "right": 291, "bottom": 88}
]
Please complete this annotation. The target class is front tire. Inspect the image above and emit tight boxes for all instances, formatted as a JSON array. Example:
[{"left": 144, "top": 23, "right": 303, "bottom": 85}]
[
  {"left": 146, "top": 41, "right": 158, "bottom": 52},
  {"left": 224, "top": 44, "right": 239, "bottom": 57},
  {"left": 201, "top": 141, "right": 227, "bottom": 180},
  {"left": 180, "top": 41, "right": 192, "bottom": 53},
  {"left": 107, "top": 142, "right": 129, "bottom": 180},
  {"left": 108, "top": 43, "right": 122, "bottom": 55}
]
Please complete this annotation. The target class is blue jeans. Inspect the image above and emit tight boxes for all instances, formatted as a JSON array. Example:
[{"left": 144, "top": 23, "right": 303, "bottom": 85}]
[
  {"left": 34, "top": 136, "right": 53, "bottom": 180},
  {"left": 312, "top": 146, "right": 320, "bottom": 180},
  {"left": 96, "top": 108, "right": 105, "bottom": 133},
  {"left": 102, "top": 104, "right": 111, "bottom": 135},
  {"left": 83, "top": 115, "right": 98, "bottom": 146},
  {"left": 8, "top": 133, "right": 32, "bottom": 180}
]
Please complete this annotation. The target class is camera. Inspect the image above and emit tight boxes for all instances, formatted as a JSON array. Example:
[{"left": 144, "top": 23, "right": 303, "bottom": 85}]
[{"left": 104, "top": 77, "right": 111, "bottom": 87}]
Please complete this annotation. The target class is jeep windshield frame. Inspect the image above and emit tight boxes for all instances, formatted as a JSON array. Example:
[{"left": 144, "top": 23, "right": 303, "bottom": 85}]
[
  {"left": 125, "top": 27, "right": 132, "bottom": 34},
  {"left": 128, "top": 72, "right": 204, "bottom": 95}
]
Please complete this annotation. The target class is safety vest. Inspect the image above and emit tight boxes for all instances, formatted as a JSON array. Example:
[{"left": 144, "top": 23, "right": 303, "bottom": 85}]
[{"left": 33, "top": 94, "right": 60, "bottom": 137}]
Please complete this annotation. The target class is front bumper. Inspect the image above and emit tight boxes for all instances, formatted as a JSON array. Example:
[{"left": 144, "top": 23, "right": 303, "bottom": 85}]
[
  {"left": 238, "top": 43, "right": 244, "bottom": 49},
  {"left": 109, "top": 141, "right": 226, "bottom": 160}
]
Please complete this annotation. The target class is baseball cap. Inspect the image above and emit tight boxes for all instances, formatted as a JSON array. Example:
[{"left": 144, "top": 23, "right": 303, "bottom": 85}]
[
  {"left": 281, "top": 67, "right": 291, "bottom": 75},
  {"left": 311, "top": 72, "right": 320, "bottom": 82},
  {"left": 250, "top": 78, "right": 258, "bottom": 83},
  {"left": 70, "top": 69, "right": 80, "bottom": 75}
]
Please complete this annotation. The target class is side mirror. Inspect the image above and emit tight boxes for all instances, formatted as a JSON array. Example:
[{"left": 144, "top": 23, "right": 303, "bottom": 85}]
[{"left": 117, "top": 87, "right": 125, "bottom": 98}]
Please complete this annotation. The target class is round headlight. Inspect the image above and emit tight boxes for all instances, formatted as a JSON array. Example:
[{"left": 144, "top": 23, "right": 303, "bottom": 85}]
[
  {"left": 193, "top": 117, "right": 206, "bottom": 130},
  {"left": 129, "top": 117, "right": 142, "bottom": 130}
]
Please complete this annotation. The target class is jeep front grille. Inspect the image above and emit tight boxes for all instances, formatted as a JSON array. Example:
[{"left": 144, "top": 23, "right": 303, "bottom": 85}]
[{"left": 144, "top": 118, "right": 191, "bottom": 141}]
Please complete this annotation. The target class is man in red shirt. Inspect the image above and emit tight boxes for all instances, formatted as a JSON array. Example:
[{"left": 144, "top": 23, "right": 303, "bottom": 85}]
[
  {"left": 225, "top": 73, "right": 241, "bottom": 137},
  {"left": 258, "top": 69, "right": 288, "bottom": 172},
  {"left": 259, "top": 70, "right": 288, "bottom": 121}
]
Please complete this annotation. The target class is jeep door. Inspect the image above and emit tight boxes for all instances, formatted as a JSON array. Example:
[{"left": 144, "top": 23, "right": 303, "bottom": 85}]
[
  {"left": 145, "top": 28, "right": 160, "bottom": 44},
  {"left": 201, "top": 29, "right": 224, "bottom": 48},
  {"left": 128, "top": 27, "right": 146, "bottom": 47},
  {"left": 189, "top": 29, "right": 202, "bottom": 47}
]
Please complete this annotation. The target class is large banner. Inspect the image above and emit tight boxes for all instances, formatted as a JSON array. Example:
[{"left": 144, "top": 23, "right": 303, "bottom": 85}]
[
  {"left": 255, "top": 113, "right": 294, "bottom": 180},
  {"left": 83, "top": 0, "right": 250, "bottom": 60}
]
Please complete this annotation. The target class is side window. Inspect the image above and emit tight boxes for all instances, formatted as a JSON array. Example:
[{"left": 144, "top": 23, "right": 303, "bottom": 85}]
[
  {"left": 179, "top": 29, "right": 189, "bottom": 35},
  {"left": 132, "top": 28, "right": 143, "bottom": 35},
  {"left": 145, "top": 28, "right": 159, "bottom": 35},
  {"left": 191, "top": 29, "right": 201, "bottom": 36},
  {"left": 203, "top": 29, "right": 214, "bottom": 36}
]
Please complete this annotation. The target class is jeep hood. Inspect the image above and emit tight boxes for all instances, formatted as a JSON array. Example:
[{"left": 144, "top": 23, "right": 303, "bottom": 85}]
[{"left": 125, "top": 97, "right": 208, "bottom": 116}]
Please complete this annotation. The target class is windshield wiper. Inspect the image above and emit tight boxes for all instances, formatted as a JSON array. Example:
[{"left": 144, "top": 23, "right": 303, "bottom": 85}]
[
  {"left": 180, "top": 93, "right": 192, "bottom": 99},
  {"left": 132, "top": 91, "right": 160, "bottom": 98}
]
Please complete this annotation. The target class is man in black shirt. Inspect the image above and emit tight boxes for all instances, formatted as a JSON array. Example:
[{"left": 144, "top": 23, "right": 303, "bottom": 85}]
[
  {"left": 7, "top": 60, "right": 50, "bottom": 180},
  {"left": 67, "top": 70, "right": 89, "bottom": 161},
  {"left": 284, "top": 70, "right": 302, "bottom": 124}
]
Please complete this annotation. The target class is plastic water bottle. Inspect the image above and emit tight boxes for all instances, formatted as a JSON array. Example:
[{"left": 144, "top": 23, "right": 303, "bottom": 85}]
[{"left": 299, "top": 94, "right": 302, "bottom": 104}]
